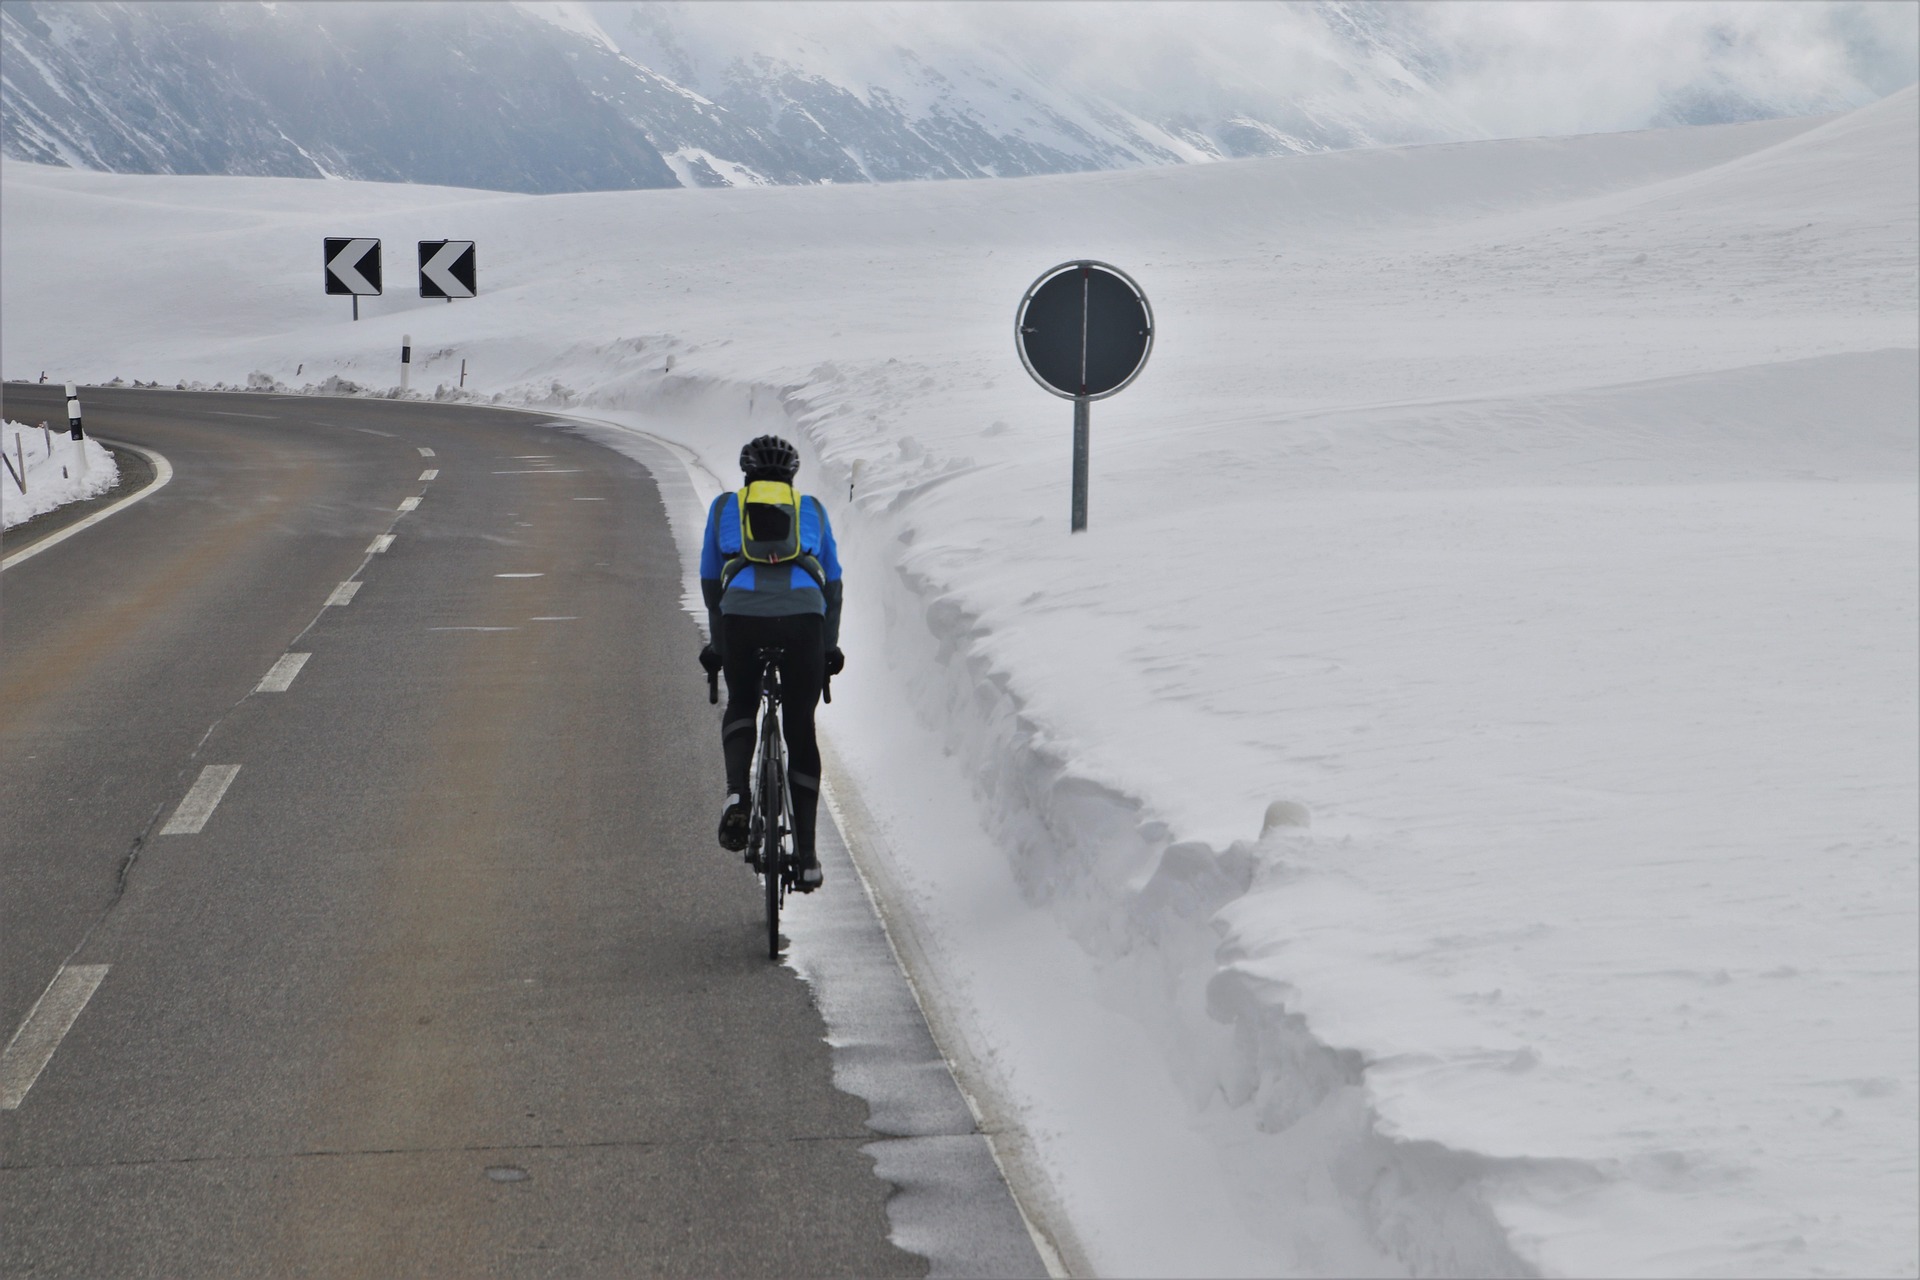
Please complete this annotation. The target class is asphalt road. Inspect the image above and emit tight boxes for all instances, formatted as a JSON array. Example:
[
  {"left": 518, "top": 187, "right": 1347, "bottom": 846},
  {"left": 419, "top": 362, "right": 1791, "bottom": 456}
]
[{"left": 0, "top": 386, "right": 933, "bottom": 1276}]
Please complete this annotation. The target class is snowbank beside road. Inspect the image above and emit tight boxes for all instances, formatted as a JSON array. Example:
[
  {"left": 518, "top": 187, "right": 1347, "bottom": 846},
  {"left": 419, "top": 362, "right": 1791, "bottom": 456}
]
[
  {"left": 3, "top": 86, "right": 1915, "bottom": 1276},
  {"left": 0, "top": 419, "right": 117, "bottom": 530}
]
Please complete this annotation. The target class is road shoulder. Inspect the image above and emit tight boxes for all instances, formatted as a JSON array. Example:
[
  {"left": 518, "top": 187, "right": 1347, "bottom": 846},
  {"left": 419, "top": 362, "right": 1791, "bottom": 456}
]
[{"left": 1, "top": 442, "right": 162, "bottom": 567}]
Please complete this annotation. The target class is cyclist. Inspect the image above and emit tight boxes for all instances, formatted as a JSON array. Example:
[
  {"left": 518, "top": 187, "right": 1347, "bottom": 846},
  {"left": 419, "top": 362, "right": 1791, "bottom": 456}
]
[{"left": 697, "top": 435, "right": 844, "bottom": 891}]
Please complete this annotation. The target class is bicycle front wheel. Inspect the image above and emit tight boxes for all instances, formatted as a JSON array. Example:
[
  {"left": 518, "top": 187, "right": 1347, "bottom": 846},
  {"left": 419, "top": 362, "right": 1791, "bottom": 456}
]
[{"left": 760, "top": 723, "right": 784, "bottom": 960}]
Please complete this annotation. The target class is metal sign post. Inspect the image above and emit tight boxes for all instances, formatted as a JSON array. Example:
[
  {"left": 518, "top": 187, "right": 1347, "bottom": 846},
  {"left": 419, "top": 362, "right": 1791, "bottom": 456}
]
[
  {"left": 1072, "top": 396, "right": 1090, "bottom": 530},
  {"left": 1016, "top": 261, "right": 1153, "bottom": 533}
]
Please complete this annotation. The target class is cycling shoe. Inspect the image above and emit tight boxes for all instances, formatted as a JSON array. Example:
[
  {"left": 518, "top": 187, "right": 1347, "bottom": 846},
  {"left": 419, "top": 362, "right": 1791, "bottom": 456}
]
[
  {"left": 717, "top": 794, "right": 749, "bottom": 852},
  {"left": 795, "top": 857, "right": 823, "bottom": 893}
]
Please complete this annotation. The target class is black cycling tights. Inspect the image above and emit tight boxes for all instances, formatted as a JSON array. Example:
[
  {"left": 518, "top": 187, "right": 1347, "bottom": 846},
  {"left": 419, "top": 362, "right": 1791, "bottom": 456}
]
[{"left": 720, "top": 613, "right": 825, "bottom": 856}]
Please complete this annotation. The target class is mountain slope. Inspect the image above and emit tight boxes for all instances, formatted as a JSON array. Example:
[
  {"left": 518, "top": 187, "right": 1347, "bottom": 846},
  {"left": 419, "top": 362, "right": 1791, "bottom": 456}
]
[
  {"left": 0, "top": 2, "right": 678, "bottom": 192},
  {"left": 6, "top": 0, "right": 1905, "bottom": 194}
]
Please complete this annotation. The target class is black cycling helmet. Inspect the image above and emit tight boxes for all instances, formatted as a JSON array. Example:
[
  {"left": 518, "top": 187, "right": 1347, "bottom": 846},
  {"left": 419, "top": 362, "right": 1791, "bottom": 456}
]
[{"left": 740, "top": 434, "right": 800, "bottom": 481}]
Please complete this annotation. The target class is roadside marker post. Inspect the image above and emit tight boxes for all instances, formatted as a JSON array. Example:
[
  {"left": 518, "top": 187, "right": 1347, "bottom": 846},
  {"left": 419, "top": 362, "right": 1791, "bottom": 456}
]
[
  {"left": 1015, "top": 261, "right": 1153, "bottom": 533},
  {"left": 5, "top": 432, "right": 24, "bottom": 495},
  {"left": 400, "top": 334, "right": 412, "bottom": 395},
  {"left": 64, "top": 383, "right": 88, "bottom": 479}
]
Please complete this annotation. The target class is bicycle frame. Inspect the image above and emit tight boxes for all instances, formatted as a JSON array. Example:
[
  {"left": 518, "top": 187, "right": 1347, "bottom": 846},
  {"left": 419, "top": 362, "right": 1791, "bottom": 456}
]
[
  {"left": 746, "top": 648, "right": 797, "bottom": 957},
  {"left": 747, "top": 654, "right": 794, "bottom": 851}
]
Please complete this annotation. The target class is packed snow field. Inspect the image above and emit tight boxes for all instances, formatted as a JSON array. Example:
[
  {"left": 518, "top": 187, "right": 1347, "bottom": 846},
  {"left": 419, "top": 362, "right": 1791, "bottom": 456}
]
[
  {"left": 4, "top": 86, "right": 1914, "bottom": 1277},
  {"left": 0, "top": 420, "right": 116, "bottom": 530}
]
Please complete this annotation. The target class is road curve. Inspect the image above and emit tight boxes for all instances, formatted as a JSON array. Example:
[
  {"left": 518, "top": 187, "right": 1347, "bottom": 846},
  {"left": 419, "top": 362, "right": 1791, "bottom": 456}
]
[{"left": 0, "top": 386, "right": 924, "bottom": 1276}]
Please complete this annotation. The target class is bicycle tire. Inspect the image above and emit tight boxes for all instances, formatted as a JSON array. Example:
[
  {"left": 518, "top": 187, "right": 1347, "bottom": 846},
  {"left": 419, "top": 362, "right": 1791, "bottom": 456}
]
[
  {"left": 744, "top": 760, "right": 765, "bottom": 875},
  {"left": 760, "top": 712, "right": 784, "bottom": 960}
]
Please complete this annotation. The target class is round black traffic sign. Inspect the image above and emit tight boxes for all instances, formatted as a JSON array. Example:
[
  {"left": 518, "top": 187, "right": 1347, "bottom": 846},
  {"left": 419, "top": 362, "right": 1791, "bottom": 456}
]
[{"left": 1016, "top": 261, "right": 1153, "bottom": 400}]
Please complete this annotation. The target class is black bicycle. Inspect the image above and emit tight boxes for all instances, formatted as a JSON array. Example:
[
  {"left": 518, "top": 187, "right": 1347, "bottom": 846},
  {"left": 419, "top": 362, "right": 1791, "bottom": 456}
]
[
  {"left": 710, "top": 646, "right": 800, "bottom": 959},
  {"left": 748, "top": 647, "right": 799, "bottom": 958},
  {"left": 707, "top": 644, "right": 831, "bottom": 960}
]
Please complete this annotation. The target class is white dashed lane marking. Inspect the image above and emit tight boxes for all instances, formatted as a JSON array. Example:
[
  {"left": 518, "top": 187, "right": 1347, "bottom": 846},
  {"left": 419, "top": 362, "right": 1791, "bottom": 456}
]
[
  {"left": 572, "top": 497, "right": 605, "bottom": 502},
  {"left": 159, "top": 765, "right": 242, "bottom": 836},
  {"left": 419, "top": 469, "right": 438, "bottom": 481},
  {"left": 1, "top": 965, "right": 110, "bottom": 1110},
  {"left": 529, "top": 616, "right": 578, "bottom": 621},
  {"left": 368, "top": 535, "right": 395, "bottom": 554},
  {"left": 255, "top": 652, "right": 311, "bottom": 693},
  {"left": 398, "top": 496, "right": 421, "bottom": 512},
  {"left": 495, "top": 573, "right": 544, "bottom": 578},
  {"left": 417, "top": 447, "right": 435, "bottom": 457},
  {"left": 327, "top": 581, "right": 362, "bottom": 606}
]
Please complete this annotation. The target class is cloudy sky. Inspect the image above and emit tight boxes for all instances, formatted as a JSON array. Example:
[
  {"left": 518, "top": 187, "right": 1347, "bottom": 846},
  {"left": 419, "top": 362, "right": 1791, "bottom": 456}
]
[
  {"left": 563, "top": 0, "right": 1919, "bottom": 139},
  {"left": 1402, "top": 0, "right": 1919, "bottom": 134}
]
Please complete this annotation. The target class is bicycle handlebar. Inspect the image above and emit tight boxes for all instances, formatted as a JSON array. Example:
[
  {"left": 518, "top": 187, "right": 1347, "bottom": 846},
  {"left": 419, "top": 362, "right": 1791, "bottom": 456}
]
[{"left": 704, "top": 644, "right": 830, "bottom": 704}]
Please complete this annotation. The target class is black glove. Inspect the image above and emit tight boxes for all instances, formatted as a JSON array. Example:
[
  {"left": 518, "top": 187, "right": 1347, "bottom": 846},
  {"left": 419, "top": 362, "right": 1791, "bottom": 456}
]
[
  {"left": 824, "top": 646, "right": 845, "bottom": 677},
  {"left": 698, "top": 644, "right": 723, "bottom": 675}
]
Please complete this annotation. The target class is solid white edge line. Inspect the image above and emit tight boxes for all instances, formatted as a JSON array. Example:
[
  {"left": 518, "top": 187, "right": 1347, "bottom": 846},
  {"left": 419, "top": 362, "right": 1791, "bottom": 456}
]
[
  {"left": 817, "top": 743, "right": 1077, "bottom": 1280},
  {"left": 255, "top": 652, "right": 311, "bottom": 693},
  {"left": 0, "top": 964, "right": 110, "bottom": 1110},
  {"left": 2, "top": 440, "right": 174, "bottom": 572},
  {"left": 159, "top": 764, "right": 242, "bottom": 835}
]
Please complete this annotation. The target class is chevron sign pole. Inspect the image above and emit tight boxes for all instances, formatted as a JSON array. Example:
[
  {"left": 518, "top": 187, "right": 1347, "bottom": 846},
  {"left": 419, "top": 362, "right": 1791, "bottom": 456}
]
[
  {"left": 419, "top": 240, "right": 477, "bottom": 300},
  {"left": 324, "top": 237, "right": 382, "bottom": 321}
]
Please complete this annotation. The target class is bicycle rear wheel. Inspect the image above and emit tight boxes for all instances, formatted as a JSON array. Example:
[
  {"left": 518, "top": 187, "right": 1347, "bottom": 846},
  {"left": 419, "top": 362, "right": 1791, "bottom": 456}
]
[{"left": 759, "top": 718, "right": 785, "bottom": 960}]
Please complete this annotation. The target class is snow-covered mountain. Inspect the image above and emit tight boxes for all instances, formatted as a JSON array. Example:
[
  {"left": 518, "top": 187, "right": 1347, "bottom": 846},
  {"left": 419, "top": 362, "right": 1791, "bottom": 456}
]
[
  {"left": 0, "top": 2, "right": 679, "bottom": 191},
  {"left": 4, "top": 0, "right": 1904, "bottom": 193}
]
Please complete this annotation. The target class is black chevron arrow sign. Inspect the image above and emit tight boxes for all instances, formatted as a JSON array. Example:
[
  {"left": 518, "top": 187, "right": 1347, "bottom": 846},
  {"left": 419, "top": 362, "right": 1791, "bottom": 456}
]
[
  {"left": 324, "top": 237, "right": 382, "bottom": 296},
  {"left": 419, "top": 240, "right": 477, "bottom": 299}
]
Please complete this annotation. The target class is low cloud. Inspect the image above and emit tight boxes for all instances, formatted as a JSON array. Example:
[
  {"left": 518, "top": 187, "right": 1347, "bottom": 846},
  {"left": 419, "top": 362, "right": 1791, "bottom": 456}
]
[{"left": 589, "top": 0, "right": 1920, "bottom": 141}]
